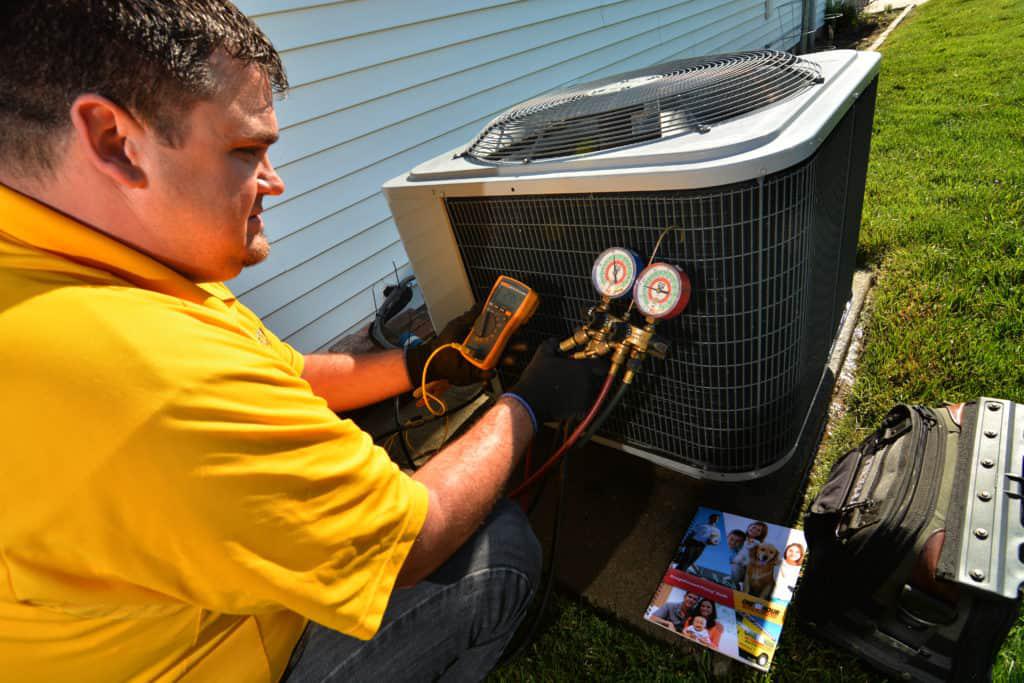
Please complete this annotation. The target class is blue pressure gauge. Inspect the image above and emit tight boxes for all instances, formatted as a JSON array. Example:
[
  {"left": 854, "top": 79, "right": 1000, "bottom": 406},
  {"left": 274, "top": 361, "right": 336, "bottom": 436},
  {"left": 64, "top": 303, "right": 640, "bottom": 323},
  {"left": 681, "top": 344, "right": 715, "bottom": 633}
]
[{"left": 591, "top": 247, "right": 642, "bottom": 299}]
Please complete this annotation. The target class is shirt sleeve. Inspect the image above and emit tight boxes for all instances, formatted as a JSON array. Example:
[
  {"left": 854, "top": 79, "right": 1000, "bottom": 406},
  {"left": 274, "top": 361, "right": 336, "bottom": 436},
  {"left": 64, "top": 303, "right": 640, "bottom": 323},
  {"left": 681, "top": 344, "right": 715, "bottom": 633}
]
[
  {"left": 260, "top": 318, "right": 305, "bottom": 376},
  {"left": 91, "top": 319, "right": 427, "bottom": 640},
  {"left": 709, "top": 622, "right": 723, "bottom": 648}
]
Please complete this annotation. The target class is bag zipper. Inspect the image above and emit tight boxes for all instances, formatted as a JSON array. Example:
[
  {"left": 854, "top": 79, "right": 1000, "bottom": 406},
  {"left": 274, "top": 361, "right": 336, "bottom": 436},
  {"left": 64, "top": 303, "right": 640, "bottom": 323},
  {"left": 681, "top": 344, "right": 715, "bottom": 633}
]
[
  {"left": 855, "top": 407, "right": 942, "bottom": 592},
  {"left": 831, "top": 407, "right": 912, "bottom": 535},
  {"left": 893, "top": 407, "right": 944, "bottom": 553}
]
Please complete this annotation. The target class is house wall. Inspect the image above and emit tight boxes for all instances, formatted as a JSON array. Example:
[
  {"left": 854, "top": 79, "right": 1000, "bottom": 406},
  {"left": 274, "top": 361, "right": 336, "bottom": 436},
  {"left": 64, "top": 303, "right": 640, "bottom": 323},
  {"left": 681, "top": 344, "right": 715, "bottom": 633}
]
[{"left": 235, "top": 0, "right": 826, "bottom": 352}]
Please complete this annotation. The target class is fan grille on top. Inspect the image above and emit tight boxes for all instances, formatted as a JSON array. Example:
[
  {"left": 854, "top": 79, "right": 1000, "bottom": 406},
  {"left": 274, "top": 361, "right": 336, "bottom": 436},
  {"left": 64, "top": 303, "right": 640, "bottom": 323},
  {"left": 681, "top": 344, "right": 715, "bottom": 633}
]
[{"left": 465, "top": 50, "right": 823, "bottom": 164}]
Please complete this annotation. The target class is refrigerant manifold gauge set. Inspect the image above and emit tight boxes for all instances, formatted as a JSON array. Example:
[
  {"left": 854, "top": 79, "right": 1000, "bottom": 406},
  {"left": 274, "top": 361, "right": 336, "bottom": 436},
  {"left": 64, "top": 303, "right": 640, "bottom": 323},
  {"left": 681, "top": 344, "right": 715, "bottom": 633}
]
[{"left": 560, "top": 245, "right": 691, "bottom": 385}]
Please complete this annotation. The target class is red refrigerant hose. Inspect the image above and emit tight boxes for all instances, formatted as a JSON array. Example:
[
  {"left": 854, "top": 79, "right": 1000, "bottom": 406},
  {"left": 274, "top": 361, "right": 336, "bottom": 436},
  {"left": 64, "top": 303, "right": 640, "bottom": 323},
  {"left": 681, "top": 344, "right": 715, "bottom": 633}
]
[{"left": 508, "top": 368, "right": 617, "bottom": 499}]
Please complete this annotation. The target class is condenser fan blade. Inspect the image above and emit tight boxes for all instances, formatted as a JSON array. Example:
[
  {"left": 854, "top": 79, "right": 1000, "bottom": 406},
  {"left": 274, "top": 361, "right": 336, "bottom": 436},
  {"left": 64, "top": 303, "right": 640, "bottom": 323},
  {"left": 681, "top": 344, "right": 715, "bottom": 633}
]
[{"left": 467, "top": 50, "right": 823, "bottom": 163}]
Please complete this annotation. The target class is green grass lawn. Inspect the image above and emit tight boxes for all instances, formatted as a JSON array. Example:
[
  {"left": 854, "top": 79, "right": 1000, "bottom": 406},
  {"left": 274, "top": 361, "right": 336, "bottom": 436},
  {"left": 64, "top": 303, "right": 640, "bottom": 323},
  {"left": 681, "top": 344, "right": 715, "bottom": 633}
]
[{"left": 491, "top": 0, "right": 1024, "bottom": 679}]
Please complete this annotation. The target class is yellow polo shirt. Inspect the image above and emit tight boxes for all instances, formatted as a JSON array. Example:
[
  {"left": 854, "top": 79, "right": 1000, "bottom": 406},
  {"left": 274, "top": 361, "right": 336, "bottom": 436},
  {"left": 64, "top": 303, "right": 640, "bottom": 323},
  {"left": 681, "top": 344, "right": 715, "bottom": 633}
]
[{"left": 0, "top": 186, "right": 428, "bottom": 682}]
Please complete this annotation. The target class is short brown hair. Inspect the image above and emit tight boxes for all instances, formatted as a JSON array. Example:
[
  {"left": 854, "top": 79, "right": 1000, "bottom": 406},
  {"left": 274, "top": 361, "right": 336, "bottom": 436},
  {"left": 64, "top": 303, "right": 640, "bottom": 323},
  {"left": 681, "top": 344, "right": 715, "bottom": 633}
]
[{"left": 0, "top": 0, "right": 288, "bottom": 178}]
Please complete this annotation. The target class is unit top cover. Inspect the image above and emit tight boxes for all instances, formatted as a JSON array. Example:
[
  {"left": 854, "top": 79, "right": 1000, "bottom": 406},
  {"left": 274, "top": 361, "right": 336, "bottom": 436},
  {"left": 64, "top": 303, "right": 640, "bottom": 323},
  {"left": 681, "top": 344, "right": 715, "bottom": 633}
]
[{"left": 400, "top": 50, "right": 880, "bottom": 184}]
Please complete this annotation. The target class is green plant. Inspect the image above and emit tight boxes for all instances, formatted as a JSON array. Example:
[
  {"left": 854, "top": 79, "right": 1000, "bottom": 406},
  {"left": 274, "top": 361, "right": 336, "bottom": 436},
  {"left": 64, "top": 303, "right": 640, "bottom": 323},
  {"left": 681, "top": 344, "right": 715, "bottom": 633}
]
[{"left": 826, "top": 0, "right": 862, "bottom": 31}]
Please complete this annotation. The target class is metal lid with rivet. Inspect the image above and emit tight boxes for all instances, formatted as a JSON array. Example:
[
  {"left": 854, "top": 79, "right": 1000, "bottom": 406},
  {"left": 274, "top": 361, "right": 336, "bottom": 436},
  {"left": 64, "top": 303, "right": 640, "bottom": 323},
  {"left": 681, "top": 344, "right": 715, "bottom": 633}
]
[{"left": 955, "top": 398, "right": 1024, "bottom": 600}]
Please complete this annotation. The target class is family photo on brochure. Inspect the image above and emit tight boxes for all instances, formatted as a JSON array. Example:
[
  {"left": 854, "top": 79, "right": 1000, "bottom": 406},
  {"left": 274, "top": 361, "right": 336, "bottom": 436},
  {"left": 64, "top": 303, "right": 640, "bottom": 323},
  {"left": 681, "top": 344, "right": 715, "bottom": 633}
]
[{"left": 644, "top": 507, "right": 807, "bottom": 671}]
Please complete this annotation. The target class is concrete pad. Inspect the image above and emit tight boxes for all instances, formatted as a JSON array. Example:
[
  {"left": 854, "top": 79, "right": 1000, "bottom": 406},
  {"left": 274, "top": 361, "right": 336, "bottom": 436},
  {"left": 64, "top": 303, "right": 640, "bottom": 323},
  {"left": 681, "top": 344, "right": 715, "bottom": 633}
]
[{"left": 830, "top": 271, "right": 874, "bottom": 376}]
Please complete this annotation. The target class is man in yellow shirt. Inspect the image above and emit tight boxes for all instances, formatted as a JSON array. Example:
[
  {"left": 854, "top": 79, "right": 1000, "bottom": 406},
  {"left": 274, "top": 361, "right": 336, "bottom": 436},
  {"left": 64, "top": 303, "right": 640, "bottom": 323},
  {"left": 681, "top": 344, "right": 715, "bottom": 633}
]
[{"left": 0, "top": 2, "right": 606, "bottom": 681}]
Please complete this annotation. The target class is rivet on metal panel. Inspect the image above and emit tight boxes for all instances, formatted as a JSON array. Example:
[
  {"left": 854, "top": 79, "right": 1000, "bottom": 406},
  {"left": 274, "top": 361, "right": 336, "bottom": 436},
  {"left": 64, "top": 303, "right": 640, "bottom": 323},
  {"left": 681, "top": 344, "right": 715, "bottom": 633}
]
[
  {"left": 970, "top": 569, "right": 986, "bottom": 582},
  {"left": 978, "top": 490, "right": 993, "bottom": 501},
  {"left": 987, "top": 402, "right": 1002, "bottom": 411},
  {"left": 974, "top": 528, "right": 990, "bottom": 540},
  {"left": 985, "top": 430, "right": 998, "bottom": 438},
  {"left": 981, "top": 458, "right": 995, "bottom": 468}
]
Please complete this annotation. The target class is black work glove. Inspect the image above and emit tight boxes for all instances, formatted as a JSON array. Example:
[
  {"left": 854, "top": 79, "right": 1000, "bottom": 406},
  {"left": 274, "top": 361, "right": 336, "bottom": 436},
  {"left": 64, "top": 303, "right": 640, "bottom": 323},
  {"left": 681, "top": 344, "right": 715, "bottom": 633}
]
[
  {"left": 505, "top": 338, "right": 609, "bottom": 427},
  {"left": 404, "top": 307, "right": 489, "bottom": 387}
]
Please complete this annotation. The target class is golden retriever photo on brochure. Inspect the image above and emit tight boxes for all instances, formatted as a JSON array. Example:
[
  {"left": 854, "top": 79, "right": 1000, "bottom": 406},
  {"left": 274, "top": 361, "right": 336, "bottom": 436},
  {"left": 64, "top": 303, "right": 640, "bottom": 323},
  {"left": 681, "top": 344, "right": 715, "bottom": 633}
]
[{"left": 745, "top": 543, "right": 781, "bottom": 599}]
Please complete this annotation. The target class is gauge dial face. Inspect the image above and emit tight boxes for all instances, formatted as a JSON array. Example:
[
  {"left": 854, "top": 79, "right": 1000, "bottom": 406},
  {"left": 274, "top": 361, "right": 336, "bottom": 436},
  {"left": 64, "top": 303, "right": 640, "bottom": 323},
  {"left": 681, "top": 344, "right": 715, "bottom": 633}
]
[
  {"left": 591, "top": 248, "right": 641, "bottom": 299},
  {"left": 633, "top": 262, "right": 691, "bottom": 319}
]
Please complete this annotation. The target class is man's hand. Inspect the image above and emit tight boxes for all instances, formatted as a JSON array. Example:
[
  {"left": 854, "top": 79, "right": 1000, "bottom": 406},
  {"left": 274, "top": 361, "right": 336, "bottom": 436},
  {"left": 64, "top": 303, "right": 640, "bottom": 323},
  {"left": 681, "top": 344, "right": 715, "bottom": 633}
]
[
  {"left": 648, "top": 616, "right": 674, "bottom": 630},
  {"left": 404, "top": 307, "right": 488, "bottom": 387},
  {"left": 505, "top": 338, "right": 609, "bottom": 426}
]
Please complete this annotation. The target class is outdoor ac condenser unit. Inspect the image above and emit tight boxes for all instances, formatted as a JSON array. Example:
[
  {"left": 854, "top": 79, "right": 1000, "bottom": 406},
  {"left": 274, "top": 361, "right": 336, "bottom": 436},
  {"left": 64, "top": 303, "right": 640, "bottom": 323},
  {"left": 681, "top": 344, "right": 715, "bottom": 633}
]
[{"left": 383, "top": 49, "right": 881, "bottom": 480}]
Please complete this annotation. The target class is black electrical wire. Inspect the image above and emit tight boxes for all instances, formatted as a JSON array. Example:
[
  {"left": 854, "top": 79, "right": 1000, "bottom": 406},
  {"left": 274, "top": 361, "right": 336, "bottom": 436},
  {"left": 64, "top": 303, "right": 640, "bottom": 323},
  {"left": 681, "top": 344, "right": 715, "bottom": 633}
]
[{"left": 498, "top": 445, "right": 571, "bottom": 667}]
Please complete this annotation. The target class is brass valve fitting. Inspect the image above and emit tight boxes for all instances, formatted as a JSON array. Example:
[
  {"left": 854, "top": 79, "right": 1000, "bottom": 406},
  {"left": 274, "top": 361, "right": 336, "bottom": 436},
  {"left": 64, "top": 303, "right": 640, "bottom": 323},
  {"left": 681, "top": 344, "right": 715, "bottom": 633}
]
[{"left": 558, "top": 327, "right": 593, "bottom": 353}]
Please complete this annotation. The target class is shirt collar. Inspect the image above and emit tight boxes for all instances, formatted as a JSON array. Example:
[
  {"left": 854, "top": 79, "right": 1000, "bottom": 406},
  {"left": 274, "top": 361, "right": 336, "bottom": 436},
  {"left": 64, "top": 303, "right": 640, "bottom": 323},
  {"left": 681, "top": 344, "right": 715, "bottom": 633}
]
[{"left": 0, "top": 183, "right": 234, "bottom": 305}]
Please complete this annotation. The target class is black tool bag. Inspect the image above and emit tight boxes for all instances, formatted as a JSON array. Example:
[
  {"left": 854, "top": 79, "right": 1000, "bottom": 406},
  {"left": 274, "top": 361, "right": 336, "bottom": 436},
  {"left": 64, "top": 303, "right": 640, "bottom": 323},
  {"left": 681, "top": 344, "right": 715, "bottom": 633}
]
[{"left": 799, "top": 398, "right": 1024, "bottom": 682}]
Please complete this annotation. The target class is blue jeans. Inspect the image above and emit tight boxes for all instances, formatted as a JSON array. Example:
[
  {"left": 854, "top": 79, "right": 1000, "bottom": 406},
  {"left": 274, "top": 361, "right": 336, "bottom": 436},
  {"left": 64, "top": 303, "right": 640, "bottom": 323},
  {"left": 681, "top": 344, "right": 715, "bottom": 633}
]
[{"left": 282, "top": 499, "right": 542, "bottom": 683}]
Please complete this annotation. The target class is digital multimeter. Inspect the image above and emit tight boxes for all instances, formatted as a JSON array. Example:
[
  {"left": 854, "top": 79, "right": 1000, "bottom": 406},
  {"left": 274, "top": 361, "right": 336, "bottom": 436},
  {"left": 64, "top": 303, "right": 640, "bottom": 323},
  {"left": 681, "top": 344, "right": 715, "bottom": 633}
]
[{"left": 461, "top": 276, "right": 539, "bottom": 370}]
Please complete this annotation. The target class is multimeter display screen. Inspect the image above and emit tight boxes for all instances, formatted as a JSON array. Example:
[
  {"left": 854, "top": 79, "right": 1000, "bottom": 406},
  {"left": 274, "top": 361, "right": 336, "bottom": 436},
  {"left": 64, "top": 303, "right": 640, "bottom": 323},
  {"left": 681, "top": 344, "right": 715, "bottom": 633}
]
[{"left": 491, "top": 283, "right": 525, "bottom": 310}]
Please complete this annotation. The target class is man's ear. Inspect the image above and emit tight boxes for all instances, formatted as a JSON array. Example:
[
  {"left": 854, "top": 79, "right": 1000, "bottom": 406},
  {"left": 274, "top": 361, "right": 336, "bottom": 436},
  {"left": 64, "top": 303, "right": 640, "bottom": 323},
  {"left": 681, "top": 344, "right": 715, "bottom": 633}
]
[{"left": 68, "top": 94, "right": 148, "bottom": 188}]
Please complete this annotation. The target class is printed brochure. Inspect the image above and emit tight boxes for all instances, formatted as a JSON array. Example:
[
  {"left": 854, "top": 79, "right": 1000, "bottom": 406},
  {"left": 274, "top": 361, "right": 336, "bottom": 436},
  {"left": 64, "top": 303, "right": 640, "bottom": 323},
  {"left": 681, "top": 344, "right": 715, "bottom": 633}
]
[{"left": 643, "top": 506, "right": 807, "bottom": 672}]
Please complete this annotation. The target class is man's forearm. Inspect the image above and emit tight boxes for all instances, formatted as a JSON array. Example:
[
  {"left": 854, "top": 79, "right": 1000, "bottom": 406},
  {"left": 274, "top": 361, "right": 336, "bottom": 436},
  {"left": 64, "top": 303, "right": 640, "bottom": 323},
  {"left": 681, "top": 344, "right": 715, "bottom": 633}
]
[
  {"left": 301, "top": 350, "right": 412, "bottom": 412},
  {"left": 397, "top": 396, "right": 533, "bottom": 586}
]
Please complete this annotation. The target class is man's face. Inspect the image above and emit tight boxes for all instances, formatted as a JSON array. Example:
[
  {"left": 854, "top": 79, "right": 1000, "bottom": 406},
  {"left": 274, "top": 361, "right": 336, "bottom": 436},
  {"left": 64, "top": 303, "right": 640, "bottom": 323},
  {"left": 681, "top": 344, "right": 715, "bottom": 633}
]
[
  {"left": 727, "top": 533, "right": 744, "bottom": 550},
  {"left": 681, "top": 593, "right": 699, "bottom": 613},
  {"left": 132, "top": 53, "right": 284, "bottom": 282}
]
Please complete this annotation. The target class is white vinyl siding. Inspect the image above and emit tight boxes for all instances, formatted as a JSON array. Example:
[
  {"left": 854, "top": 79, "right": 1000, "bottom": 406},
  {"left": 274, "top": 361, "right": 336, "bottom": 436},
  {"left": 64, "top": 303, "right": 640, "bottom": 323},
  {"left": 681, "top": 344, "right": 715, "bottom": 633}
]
[{"left": 235, "top": 0, "right": 825, "bottom": 352}]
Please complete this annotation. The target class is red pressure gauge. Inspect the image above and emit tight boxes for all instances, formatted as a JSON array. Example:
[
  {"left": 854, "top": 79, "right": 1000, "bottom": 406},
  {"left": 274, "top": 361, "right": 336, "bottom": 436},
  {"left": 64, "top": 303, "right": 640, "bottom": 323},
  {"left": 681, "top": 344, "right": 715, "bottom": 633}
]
[{"left": 633, "top": 262, "right": 691, "bottom": 320}]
